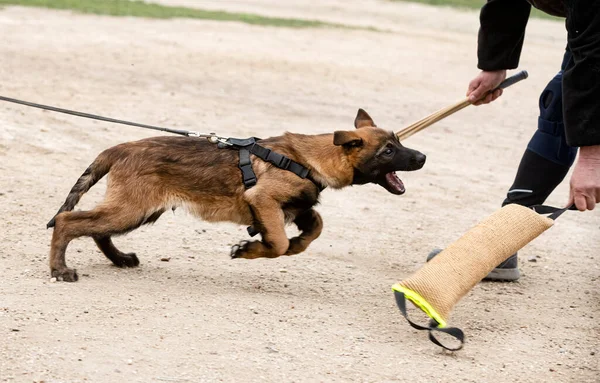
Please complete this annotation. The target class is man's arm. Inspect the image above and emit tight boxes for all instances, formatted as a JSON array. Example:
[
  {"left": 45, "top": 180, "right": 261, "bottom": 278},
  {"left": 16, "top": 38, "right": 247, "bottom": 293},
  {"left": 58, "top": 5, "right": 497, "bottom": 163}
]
[
  {"left": 468, "top": 0, "right": 531, "bottom": 104},
  {"left": 563, "top": 1, "right": 600, "bottom": 210},
  {"left": 562, "top": 1, "right": 600, "bottom": 147},
  {"left": 477, "top": 0, "right": 532, "bottom": 71}
]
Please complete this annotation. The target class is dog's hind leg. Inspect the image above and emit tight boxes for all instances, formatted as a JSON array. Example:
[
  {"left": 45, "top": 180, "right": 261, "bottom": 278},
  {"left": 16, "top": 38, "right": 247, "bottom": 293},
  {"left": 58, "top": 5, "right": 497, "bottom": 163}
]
[
  {"left": 92, "top": 208, "right": 164, "bottom": 268},
  {"left": 93, "top": 236, "right": 140, "bottom": 268},
  {"left": 230, "top": 197, "right": 289, "bottom": 260},
  {"left": 50, "top": 205, "right": 154, "bottom": 281},
  {"left": 285, "top": 209, "right": 323, "bottom": 255}
]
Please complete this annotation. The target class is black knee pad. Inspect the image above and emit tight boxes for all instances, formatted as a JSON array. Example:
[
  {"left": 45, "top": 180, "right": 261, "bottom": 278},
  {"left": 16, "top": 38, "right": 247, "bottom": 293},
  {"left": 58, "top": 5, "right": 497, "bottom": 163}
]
[{"left": 526, "top": 72, "right": 577, "bottom": 167}]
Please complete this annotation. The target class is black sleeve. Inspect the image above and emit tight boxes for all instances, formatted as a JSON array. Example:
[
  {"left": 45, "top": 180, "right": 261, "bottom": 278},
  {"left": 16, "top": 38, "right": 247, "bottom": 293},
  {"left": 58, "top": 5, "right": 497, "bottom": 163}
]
[
  {"left": 477, "top": 0, "right": 532, "bottom": 71},
  {"left": 563, "top": 0, "right": 600, "bottom": 147}
]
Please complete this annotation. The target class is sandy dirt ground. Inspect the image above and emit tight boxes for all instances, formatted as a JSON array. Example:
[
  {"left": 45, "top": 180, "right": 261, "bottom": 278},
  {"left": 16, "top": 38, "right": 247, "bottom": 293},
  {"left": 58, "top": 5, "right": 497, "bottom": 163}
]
[{"left": 0, "top": 1, "right": 598, "bottom": 382}]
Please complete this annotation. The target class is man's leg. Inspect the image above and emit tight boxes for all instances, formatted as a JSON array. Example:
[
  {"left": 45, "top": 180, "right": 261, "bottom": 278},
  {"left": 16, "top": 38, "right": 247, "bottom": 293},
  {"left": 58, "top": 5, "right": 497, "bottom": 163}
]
[
  {"left": 491, "top": 49, "right": 578, "bottom": 280},
  {"left": 503, "top": 52, "right": 577, "bottom": 207}
]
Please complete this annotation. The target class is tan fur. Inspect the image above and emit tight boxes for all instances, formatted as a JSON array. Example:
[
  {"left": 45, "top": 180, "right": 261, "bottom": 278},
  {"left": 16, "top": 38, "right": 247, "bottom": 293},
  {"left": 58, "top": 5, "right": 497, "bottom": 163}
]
[{"left": 47, "top": 109, "right": 425, "bottom": 282}]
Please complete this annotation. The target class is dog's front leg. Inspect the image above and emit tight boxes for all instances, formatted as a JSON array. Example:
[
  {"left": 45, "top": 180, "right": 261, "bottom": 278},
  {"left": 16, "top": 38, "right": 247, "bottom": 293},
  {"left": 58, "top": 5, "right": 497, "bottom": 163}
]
[
  {"left": 231, "top": 196, "right": 289, "bottom": 260},
  {"left": 285, "top": 209, "right": 323, "bottom": 255}
]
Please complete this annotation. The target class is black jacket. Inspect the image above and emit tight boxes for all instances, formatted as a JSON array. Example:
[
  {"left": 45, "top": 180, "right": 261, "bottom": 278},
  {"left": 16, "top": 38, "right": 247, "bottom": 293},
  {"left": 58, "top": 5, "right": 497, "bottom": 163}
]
[{"left": 477, "top": 0, "right": 600, "bottom": 147}]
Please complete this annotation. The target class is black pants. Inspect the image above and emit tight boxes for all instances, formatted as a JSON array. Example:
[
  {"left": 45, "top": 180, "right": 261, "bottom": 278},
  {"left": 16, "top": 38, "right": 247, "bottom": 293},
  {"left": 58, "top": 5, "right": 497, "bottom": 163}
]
[{"left": 502, "top": 49, "right": 579, "bottom": 207}]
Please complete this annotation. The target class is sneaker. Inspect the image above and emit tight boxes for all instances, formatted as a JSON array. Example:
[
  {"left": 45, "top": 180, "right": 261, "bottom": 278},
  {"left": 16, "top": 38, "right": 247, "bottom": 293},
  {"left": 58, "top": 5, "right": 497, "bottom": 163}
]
[{"left": 426, "top": 249, "right": 521, "bottom": 281}]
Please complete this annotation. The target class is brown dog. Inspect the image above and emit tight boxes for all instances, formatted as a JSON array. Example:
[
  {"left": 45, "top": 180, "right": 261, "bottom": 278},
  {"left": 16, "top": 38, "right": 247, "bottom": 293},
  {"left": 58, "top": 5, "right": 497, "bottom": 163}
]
[{"left": 47, "top": 109, "right": 425, "bottom": 281}]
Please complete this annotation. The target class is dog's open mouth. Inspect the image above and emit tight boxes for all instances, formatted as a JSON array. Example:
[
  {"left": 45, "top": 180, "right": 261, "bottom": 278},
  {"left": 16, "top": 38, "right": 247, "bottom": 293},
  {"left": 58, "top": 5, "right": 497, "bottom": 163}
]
[{"left": 382, "top": 172, "right": 405, "bottom": 195}]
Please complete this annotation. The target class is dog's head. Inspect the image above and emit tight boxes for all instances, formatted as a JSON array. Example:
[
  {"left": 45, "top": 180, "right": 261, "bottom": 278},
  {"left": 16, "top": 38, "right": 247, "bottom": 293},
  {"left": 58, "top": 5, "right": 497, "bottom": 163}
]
[{"left": 333, "top": 109, "right": 426, "bottom": 195}]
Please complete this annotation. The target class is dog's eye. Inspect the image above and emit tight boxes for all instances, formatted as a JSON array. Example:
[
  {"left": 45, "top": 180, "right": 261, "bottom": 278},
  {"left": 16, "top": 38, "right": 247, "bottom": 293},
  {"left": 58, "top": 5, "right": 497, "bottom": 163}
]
[{"left": 384, "top": 148, "right": 393, "bottom": 155}]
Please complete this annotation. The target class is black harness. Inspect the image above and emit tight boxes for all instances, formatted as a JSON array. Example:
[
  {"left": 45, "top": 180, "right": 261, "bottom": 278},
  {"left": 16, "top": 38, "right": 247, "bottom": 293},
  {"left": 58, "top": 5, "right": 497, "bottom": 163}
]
[
  {"left": 218, "top": 137, "right": 325, "bottom": 237},
  {"left": 218, "top": 137, "right": 313, "bottom": 189}
]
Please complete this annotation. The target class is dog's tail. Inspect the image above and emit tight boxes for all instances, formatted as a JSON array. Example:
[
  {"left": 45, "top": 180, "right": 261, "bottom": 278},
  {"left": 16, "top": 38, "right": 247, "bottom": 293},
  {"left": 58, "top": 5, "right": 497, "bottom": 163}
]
[{"left": 47, "top": 151, "right": 114, "bottom": 229}]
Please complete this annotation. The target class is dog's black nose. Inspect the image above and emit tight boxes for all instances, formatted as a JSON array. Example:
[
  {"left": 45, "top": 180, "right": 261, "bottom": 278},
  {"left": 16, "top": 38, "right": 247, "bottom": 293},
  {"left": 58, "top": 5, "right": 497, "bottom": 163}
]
[{"left": 411, "top": 153, "right": 426, "bottom": 169}]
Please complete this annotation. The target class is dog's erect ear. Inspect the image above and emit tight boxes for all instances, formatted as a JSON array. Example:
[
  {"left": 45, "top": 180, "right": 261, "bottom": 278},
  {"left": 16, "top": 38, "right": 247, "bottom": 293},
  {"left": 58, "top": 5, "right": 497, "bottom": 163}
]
[
  {"left": 354, "top": 108, "right": 376, "bottom": 129},
  {"left": 334, "top": 130, "right": 363, "bottom": 148}
]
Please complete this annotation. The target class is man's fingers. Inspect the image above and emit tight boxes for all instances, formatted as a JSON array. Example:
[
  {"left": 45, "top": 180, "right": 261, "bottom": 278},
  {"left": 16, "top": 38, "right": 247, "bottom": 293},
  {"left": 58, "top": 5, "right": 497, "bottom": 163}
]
[
  {"left": 467, "top": 77, "right": 490, "bottom": 102},
  {"left": 586, "top": 196, "right": 596, "bottom": 211},
  {"left": 469, "top": 83, "right": 502, "bottom": 103},
  {"left": 566, "top": 147, "right": 600, "bottom": 212},
  {"left": 474, "top": 93, "right": 494, "bottom": 105},
  {"left": 566, "top": 191, "right": 575, "bottom": 209},
  {"left": 481, "top": 93, "right": 494, "bottom": 104},
  {"left": 584, "top": 192, "right": 596, "bottom": 211},
  {"left": 469, "top": 86, "right": 488, "bottom": 103},
  {"left": 571, "top": 187, "right": 598, "bottom": 211},
  {"left": 467, "top": 70, "right": 506, "bottom": 104},
  {"left": 491, "top": 89, "right": 503, "bottom": 101},
  {"left": 467, "top": 78, "right": 481, "bottom": 97},
  {"left": 574, "top": 194, "right": 588, "bottom": 211}
]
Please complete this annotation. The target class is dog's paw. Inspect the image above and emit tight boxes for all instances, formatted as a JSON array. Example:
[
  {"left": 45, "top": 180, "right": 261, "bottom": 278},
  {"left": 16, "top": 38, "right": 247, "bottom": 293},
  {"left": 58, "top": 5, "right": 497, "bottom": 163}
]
[
  {"left": 51, "top": 268, "right": 79, "bottom": 282},
  {"left": 113, "top": 253, "right": 140, "bottom": 268},
  {"left": 285, "top": 237, "right": 307, "bottom": 256},
  {"left": 230, "top": 241, "right": 250, "bottom": 259}
]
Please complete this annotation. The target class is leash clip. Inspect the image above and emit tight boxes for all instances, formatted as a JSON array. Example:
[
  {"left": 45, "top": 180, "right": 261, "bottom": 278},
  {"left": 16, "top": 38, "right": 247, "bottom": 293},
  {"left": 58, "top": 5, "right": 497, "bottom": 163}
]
[
  {"left": 185, "top": 131, "right": 203, "bottom": 138},
  {"left": 215, "top": 137, "right": 233, "bottom": 146},
  {"left": 187, "top": 131, "right": 232, "bottom": 146},
  {"left": 215, "top": 136, "right": 234, "bottom": 147}
]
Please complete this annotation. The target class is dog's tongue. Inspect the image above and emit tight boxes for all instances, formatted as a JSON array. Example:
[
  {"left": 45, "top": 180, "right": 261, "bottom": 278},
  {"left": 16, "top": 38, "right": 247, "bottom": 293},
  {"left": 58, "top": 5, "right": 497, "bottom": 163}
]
[{"left": 385, "top": 172, "right": 405, "bottom": 194}]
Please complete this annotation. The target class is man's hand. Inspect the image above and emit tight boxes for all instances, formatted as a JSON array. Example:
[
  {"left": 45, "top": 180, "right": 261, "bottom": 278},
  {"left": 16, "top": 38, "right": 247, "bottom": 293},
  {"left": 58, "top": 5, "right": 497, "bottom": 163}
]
[
  {"left": 467, "top": 70, "right": 507, "bottom": 105},
  {"left": 568, "top": 145, "right": 600, "bottom": 211}
]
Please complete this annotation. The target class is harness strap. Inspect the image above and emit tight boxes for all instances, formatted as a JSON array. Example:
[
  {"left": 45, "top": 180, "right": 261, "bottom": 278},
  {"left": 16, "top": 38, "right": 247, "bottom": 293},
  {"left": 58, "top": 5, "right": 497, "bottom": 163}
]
[
  {"left": 250, "top": 145, "right": 310, "bottom": 179},
  {"left": 238, "top": 149, "right": 257, "bottom": 188},
  {"left": 221, "top": 137, "right": 316, "bottom": 188},
  {"left": 227, "top": 137, "right": 259, "bottom": 147},
  {"left": 220, "top": 137, "right": 325, "bottom": 237}
]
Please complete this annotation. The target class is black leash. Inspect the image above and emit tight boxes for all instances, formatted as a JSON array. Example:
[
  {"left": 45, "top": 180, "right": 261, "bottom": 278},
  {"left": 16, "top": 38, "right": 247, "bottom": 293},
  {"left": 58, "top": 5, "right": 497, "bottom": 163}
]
[
  {"left": 0, "top": 95, "right": 323, "bottom": 238},
  {"left": 394, "top": 204, "right": 575, "bottom": 351},
  {"left": 0, "top": 95, "right": 220, "bottom": 140}
]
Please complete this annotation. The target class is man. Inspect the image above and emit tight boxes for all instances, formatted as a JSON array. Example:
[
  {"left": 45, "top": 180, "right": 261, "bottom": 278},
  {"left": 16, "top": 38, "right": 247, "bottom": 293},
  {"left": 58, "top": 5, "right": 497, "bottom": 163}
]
[{"left": 428, "top": 0, "right": 600, "bottom": 281}]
